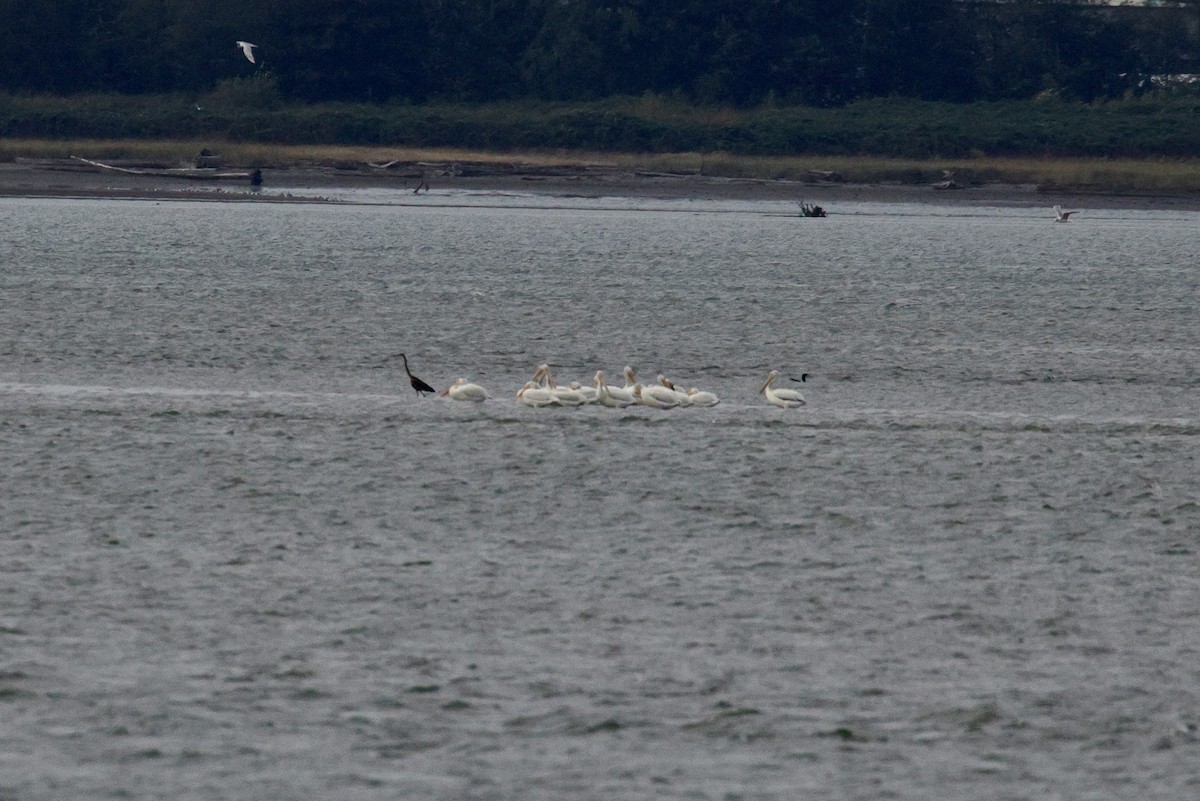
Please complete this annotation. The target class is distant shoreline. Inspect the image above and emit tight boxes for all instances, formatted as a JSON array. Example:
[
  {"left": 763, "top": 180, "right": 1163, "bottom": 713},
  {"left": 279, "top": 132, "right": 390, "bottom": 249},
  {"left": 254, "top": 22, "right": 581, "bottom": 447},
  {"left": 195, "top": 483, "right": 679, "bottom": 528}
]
[{"left": 4, "top": 155, "right": 1200, "bottom": 212}]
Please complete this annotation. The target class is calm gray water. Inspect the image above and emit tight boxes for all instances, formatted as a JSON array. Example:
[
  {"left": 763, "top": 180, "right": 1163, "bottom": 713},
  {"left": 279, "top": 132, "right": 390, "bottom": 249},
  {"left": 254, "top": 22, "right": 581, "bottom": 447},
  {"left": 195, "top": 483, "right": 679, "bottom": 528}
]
[{"left": 2, "top": 190, "right": 1198, "bottom": 800}]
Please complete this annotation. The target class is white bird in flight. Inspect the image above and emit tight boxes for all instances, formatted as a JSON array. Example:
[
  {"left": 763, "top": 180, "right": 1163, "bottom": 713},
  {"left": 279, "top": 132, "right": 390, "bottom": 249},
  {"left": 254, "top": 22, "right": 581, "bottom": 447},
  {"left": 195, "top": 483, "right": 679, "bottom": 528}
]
[
  {"left": 236, "top": 41, "right": 258, "bottom": 64},
  {"left": 1053, "top": 205, "right": 1075, "bottom": 223}
]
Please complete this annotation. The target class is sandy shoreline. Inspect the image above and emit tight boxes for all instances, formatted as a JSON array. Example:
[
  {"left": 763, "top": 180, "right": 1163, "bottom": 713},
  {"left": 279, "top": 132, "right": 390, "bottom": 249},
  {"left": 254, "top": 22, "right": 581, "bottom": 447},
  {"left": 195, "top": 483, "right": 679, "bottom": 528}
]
[{"left": 4, "top": 158, "right": 1200, "bottom": 211}]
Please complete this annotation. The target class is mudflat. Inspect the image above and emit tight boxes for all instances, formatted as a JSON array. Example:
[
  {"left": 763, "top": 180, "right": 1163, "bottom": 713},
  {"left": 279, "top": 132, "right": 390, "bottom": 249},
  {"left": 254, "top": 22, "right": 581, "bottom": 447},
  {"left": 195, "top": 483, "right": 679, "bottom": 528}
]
[{"left": 5, "top": 157, "right": 1200, "bottom": 211}]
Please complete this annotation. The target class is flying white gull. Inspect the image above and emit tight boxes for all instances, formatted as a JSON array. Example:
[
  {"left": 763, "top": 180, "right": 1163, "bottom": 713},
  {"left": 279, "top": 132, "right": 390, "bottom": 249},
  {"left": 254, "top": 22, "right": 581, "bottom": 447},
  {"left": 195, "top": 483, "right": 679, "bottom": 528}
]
[
  {"left": 236, "top": 41, "right": 258, "bottom": 64},
  {"left": 1053, "top": 205, "right": 1075, "bottom": 223}
]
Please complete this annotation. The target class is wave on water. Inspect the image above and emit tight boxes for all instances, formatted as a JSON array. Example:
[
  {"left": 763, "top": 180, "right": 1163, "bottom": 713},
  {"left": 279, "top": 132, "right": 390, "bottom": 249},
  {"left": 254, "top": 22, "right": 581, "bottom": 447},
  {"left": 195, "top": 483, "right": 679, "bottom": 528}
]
[
  {"left": 0, "top": 380, "right": 399, "bottom": 405},
  {"left": 4, "top": 381, "right": 1196, "bottom": 437}
]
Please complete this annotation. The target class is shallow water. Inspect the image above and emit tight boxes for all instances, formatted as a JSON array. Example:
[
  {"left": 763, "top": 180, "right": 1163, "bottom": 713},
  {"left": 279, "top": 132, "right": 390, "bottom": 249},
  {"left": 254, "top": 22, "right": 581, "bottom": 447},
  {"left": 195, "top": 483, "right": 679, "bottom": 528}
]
[{"left": 2, "top": 192, "right": 1198, "bottom": 800}]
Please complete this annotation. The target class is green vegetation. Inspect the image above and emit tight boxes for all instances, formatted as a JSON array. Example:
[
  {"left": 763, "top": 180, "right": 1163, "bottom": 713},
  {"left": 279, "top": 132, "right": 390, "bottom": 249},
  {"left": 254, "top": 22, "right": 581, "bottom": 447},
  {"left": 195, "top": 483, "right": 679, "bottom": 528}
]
[
  {"left": 2, "top": 2, "right": 1196, "bottom": 194},
  {"left": 3, "top": 91, "right": 1199, "bottom": 160}
]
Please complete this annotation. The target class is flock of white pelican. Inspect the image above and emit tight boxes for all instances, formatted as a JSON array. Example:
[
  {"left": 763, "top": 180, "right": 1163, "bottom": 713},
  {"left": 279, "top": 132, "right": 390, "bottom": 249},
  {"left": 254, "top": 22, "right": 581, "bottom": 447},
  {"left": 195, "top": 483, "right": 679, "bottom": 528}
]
[{"left": 434, "top": 364, "right": 808, "bottom": 409}]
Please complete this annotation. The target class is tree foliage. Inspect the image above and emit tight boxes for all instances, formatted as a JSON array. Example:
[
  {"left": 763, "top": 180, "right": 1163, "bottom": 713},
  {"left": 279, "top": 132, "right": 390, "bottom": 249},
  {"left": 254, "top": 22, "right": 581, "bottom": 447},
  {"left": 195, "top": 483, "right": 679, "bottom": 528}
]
[{"left": 0, "top": 0, "right": 1196, "bottom": 105}]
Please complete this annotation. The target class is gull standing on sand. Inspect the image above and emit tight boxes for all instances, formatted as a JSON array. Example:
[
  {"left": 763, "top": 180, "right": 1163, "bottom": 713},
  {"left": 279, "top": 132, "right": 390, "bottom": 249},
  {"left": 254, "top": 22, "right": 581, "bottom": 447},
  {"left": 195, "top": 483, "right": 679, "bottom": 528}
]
[{"left": 236, "top": 41, "right": 258, "bottom": 64}]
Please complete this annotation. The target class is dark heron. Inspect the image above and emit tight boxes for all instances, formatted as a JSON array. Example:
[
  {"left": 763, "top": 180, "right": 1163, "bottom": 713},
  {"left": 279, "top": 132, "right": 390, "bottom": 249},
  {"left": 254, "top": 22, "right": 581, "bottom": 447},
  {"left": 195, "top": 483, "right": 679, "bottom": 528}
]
[{"left": 397, "top": 353, "right": 436, "bottom": 395}]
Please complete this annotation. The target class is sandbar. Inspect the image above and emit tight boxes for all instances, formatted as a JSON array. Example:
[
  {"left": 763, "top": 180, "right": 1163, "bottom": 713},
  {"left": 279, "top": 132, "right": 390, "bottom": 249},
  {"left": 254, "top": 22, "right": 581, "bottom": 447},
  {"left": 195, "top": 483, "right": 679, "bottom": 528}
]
[{"left": 3, "top": 158, "right": 1199, "bottom": 211}]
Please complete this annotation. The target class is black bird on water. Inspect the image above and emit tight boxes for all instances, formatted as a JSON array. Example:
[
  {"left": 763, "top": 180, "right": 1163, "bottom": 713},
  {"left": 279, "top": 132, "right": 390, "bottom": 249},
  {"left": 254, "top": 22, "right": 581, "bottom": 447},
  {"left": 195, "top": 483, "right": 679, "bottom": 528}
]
[{"left": 396, "top": 353, "right": 436, "bottom": 395}]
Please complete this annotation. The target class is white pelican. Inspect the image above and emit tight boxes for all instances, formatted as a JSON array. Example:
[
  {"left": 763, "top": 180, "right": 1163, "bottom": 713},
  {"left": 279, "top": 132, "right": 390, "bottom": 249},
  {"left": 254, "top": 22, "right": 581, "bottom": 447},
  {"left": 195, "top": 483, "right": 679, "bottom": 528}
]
[
  {"left": 441, "top": 378, "right": 488, "bottom": 402},
  {"left": 636, "top": 383, "right": 682, "bottom": 409},
  {"left": 533, "top": 364, "right": 588, "bottom": 405},
  {"left": 1053, "top": 205, "right": 1075, "bottom": 222},
  {"left": 760, "top": 370, "right": 806, "bottom": 408},
  {"left": 622, "top": 365, "right": 639, "bottom": 392},
  {"left": 569, "top": 381, "right": 599, "bottom": 404},
  {"left": 657, "top": 374, "right": 692, "bottom": 406},
  {"left": 594, "top": 371, "right": 635, "bottom": 407},
  {"left": 530, "top": 363, "right": 556, "bottom": 392},
  {"left": 551, "top": 386, "right": 589, "bottom": 406},
  {"left": 236, "top": 41, "right": 258, "bottom": 64},
  {"left": 516, "top": 381, "right": 558, "bottom": 407},
  {"left": 686, "top": 388, "right": 720, "bottom": 407}
]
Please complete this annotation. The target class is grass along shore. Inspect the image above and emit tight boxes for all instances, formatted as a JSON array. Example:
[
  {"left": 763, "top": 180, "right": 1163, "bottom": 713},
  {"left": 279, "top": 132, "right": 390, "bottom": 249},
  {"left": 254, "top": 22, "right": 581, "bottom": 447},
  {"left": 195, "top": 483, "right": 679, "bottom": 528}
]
[{"left": 5, "top": 137, "right": 1200, "bottom": 195}]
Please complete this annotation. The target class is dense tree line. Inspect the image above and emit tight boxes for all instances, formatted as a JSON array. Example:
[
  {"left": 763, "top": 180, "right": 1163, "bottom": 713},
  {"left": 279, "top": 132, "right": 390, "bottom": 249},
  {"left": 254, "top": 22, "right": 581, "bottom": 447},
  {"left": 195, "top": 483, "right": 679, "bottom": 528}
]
[{"left": 1, "top": 1, "right": 1196, "bottom": 106}]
